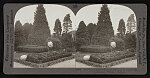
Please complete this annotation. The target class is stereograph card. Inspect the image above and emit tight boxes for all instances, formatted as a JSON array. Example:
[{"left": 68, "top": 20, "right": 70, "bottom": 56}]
[{"left": 3, "top": 3, "right": 147, "bottom": 74}]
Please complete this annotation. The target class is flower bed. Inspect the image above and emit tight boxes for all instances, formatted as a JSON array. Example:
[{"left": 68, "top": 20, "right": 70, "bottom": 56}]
[
  {"left": 89, "top": 51, "right": 135, "bottom": 64},
  {"left": 14, "top": 55, "right": 74, "bottom": 68},
  {"left": 79, "top": 45, "right": 111, "bottom": 53},
  {"left": 16, "top": 45, "right": 48, "bottom": 53},
  {"left": 26, "top": 51, "right": 72, "bottom": 63},
  {"left": 76, "top": 56, "right": 136, "bottom": 68}
]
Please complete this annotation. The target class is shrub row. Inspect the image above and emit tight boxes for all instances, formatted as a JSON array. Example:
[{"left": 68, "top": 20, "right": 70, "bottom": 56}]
[
  {"left": 26, "top": 51, "right": 72, "bottom": 63},
  {"left": 16, "top": 45, "right": 48, "bottom": 53},
  {"left": 89, "top": 51, "right": 135, "bottom": 64},
  {"left": 79, "top": 45, "right": 111, "bottom": 53}
]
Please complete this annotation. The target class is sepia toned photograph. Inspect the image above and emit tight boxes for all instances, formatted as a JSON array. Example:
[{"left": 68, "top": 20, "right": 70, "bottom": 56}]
[{"left": 13, "top": 4, "right": 137, "bottom": 68}]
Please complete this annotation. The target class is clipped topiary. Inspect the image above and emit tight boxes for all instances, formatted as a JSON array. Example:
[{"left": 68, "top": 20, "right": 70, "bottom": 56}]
[
  {"left": 46, "top": 37, "right": 62, "bottom": 51},
  {"left": 109, "top": 37, "right": 125, "bottom": 51}
]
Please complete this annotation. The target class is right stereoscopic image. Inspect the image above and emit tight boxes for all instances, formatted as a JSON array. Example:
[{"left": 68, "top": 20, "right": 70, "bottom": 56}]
[{"left": 14, "top": 4, "right": 137, "bottom": 68}]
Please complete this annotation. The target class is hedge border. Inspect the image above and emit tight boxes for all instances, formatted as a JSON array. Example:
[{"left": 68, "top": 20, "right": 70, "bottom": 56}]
[
  {"left": 14, "top": 56, "right": 74, "bottom": 68},
  {"left": 76, "top": 55, "right": 137, "bottom": 68}
]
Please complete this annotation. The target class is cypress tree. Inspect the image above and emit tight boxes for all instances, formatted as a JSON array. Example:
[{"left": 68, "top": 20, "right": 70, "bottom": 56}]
[
  {"left": 28, "top": 4, "right": 51, "bottom": 46},
  {"left": 91, "top": 4, "right": 114, "bottom": 46},
  {"left": 127, "top": 14, "right": 136, "bottom": 34},
  {"left": 54, "top": 19, "right": 62, "bottom": 36},
  {"left": 63, "top": 14, "right": 72, "bottom": 33},
  {"left": 86, "top": 23, "right": 97, "bottom": 44},
  {"left": 117, "top": 19, "right": 126, "bottom": 38},
  {"left": 76, "top": 21, "right": 88, "bottom": 50}
]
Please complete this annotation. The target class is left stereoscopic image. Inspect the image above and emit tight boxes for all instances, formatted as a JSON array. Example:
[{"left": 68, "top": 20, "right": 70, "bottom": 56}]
[{"left": 13, "top": 4, "right": 137, "bottom": 68}]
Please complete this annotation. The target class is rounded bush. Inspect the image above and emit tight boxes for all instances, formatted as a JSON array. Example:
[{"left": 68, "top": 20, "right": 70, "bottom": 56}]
[
  {"left": 109, "top": 37, "right": 125, "bottom": 51},
  {"left": 46, "top": 37, "right": 62, "bottom": 51}
]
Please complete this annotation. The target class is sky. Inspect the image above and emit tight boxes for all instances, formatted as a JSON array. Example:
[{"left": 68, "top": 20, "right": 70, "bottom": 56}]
[{"left": 14, "top": 4, "right": 136, "bottom": 35}]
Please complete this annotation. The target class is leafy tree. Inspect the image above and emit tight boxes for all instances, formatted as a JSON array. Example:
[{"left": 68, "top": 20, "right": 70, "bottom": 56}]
[
  {"left": 22, "top": 23, "right": 33, "bottom": 43},
  {"left": 124, "top": 32, "right": 136, "bottom": 49},
  {"left": 63, "top": 14, "right": 72, "bottom": 33},
  {"left": 86, "top": 23, "right": 97, "bottom": 44},
  {"left": 15, "top": 21, "right": 23, "bottom": 34},
  {"left": 117, "top": 19, "right": 126, "bottom": 38},
  {"left": 28, "top": 4, "right": 51, "bottom": 46},
  {"left": 54, "top": 19, "right": 62, "bottom": 36},
  {"left": 14, "top": 21, "right": 26, "bottom": 50},
  {"left": 61, "top": 14, "right": 73, "bottom": 50},
  {"left": 91, "top": 4, "right": 114, "bottom": 46},
  {"left": 127, "top": 14, "right": 136, "bottom": 34},
  {"left": 61, "top": 33, "right": 73, "bottom": 49},
  {"left": 76, "top": 21, "right": 88, "bottom": 50}
]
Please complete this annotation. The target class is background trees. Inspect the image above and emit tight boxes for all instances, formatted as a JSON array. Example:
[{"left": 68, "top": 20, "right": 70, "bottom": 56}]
[
  {"left": 63, "top": 14, "right": 72, "bottom": 33},
  {"left": 124, "top": 14, "right": 136, "bottom": 50},
  {"left": 14, "top": 21, "right": 26, "bottom": 49},
  {"left": 54, "top": 19, "right": 62, "bottom": 36},
  {"left": 86, "top": 23, "right": 97, "bottom": 44},
  {"left": 117, "top": 19, "right": 126, "bottom": 38},
  {"left": 28, "top": 4, "right": 51, "bottom": 46},
  {"left": 76, "top": 21, "right": 88, "bottom": 50},
  {"left": 22, "top": 23, "right": 33, "bottom": 43},
  {"left": 91, "top": 4, "right": 114, "bottom": 46},
  {"left": 126, "top": 14, "right": 136, "bottom": 34},
  {"left": 61, "top": 14, "right": 73, "bottom": 50}
]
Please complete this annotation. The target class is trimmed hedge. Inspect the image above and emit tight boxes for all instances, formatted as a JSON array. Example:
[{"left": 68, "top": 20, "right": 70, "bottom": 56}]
[
  {"left": 46, "top": 37, "right": 62, "bottom": 50},
  {"left": 79, "top": 45, "right": 111, "bottom": 53},
  {"left": 16, "top": 45, "right": 48, "bottom": 53},
  {"left": 26, "top": 51, "right": 72, "bottom": 63},
  {"left": 89, "top": 51, "right": 135, "bottom": 64},
  {"left": 109, "top": 37, "right": 125, "bottom": 51}
]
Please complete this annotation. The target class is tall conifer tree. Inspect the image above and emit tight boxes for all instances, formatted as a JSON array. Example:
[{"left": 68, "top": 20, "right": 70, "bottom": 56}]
[
  {"left": 117, "top": 19, "right": 126, "bottom": 38},
  {"left": 28, "top": 4, "right": 51, "bottom": 46},
  {"left": 91, "top": 4, "right": 114, "bottom": 46}
]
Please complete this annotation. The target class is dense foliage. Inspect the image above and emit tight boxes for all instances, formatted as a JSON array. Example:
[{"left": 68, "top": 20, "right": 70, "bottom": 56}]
[
  {"left": 28, "top": 4, "right": 51, "bottom": 46},
  {"left": 124, "top": 32, "right": 136, "bottom": 49},
  {"left": 76, "top": 21, "right": 88, "bottom": 50},
  {"left": 91, "top": 4, "right": 114, "bottom": 46},
  {"left": 16, "top": 45, "right": 48, "bottom": 53},
  {"left": 26, "top": 51, "right": 72, "bottom": 63},
  {"left": 63, "top": 14, "right": 72, "bottom": 33},
  {"left": 117, "top": 19, "right": 126, "bottom": 38},
  {"left": 127, "top": 14, "right": 136, "bottom": 34},
  {"left": 109, "top": 37, "right": 125, "bottom": 51},
  {"left": 86, "top": 23, "right": 97, "bottom": 44},
  {"left": 89, "top": 51, "right": 135, "bottom": 64},
  {"left": 46, "top": 37, "right": 62, "bottom": 50},
  {"left": 80, "top": 45, "right": 111, "bottom": 53},
  {"left": 54, "top": 19, "right": 62, "bottom": 36},
  {"left": 14, "top": 21, "right": 26, "bottom": 50}
]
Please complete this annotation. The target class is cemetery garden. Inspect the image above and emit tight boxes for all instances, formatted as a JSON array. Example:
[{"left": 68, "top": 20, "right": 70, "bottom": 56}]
[{"left": 14, "top": 4, "right": 137, "bottom": 68}]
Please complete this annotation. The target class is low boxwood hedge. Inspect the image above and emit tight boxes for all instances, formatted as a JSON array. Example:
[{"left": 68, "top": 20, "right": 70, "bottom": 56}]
[
  {"left": 26, "top": 51, "right": 72, "bottom": 63},
  {"left": 79, "top": 45, "right": 111, "bottom": 53},
  {"left": 89, "top": 51, "right": 135, "bottom": 64},
  {"left": 16, "top": 45, "right": 48, "bottom": 53}
]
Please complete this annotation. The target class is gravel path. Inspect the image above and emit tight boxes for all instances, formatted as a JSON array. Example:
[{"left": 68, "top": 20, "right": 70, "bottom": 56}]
[{"left": 111, "top": 59, "right": 137, "bottom": 68}]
